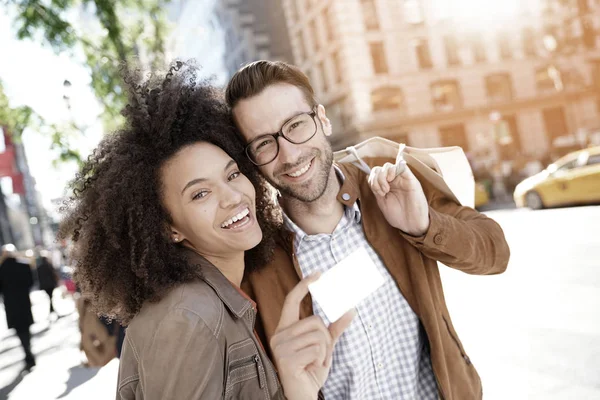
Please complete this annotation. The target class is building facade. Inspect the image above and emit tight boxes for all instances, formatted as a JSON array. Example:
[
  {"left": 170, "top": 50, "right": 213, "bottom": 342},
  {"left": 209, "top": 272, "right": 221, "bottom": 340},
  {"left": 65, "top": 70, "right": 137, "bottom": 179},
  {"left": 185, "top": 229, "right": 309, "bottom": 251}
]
[
  {"left": 281, "top": 0, "right": 600, "bottom": 163},
  {"left": 167, "top": 0, "right": 230, "bottom": 85},
  {"left": 168, "top": 0, "right": 295, "bottom": 84},
  {"left": 216, "top": 0, "right": 294, "bottom": 77}
]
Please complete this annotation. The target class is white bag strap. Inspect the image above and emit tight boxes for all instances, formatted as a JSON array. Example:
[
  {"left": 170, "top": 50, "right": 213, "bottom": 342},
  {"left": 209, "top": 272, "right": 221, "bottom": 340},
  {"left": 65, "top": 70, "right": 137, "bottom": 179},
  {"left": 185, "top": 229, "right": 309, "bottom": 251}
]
[{"left": 345, "top": 145, "right": 372, "bottom": 174}]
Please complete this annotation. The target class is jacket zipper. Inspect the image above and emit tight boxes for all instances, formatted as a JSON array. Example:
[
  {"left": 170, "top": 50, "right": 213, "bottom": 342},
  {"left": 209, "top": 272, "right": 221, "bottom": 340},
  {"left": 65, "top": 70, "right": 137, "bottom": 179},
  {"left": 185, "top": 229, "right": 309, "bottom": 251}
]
[
  {"left": 228, "top": 355, "right": 266, "bottom": 389},
  {"left": 254, "top": 355, "right": 266, "bottom": 389},
  {"left": 247, "top": 310, "right": 270, "bottom": 395}
]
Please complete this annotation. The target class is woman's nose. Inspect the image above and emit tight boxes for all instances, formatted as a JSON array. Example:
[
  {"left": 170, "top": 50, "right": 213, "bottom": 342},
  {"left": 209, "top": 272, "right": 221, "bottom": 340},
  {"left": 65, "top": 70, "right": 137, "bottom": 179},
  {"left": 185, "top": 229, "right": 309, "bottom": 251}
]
[{"left": 219, "top": 184, "right": 243, "bottom": 209}]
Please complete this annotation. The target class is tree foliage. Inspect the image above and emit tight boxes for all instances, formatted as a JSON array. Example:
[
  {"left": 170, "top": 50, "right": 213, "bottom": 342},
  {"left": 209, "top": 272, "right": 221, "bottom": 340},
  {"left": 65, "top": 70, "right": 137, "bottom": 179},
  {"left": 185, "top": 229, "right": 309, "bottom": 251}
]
[{"left": 4, "top": 0, "right": 172, "bottom": 154}]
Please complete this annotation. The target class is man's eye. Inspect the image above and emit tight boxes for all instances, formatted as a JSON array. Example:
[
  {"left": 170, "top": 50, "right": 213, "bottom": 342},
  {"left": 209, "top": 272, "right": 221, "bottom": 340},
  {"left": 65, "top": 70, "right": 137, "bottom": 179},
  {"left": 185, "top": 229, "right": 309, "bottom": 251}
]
[
  {"left": 228, "top": 171, "right": 240, "bottom": 181},
  {"left": 192, "top": 190, "right": 209, "bottom": 200},
  {"left": 289, "top": 121, "right": 302, "bottom": 130},
  {"left": 256, "top": 139, "right": 273, "bottom": 150}
]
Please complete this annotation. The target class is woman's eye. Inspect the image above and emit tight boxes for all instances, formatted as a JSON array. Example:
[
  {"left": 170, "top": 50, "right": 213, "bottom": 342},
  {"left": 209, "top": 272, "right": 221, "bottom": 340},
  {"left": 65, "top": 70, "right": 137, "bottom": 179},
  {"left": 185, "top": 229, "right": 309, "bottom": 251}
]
[
  {"left": 228, "top": 171, "right": 241, "bottom": 181},
  {"left": 192, "top": 190, "right": 209, "bottom": 200}
]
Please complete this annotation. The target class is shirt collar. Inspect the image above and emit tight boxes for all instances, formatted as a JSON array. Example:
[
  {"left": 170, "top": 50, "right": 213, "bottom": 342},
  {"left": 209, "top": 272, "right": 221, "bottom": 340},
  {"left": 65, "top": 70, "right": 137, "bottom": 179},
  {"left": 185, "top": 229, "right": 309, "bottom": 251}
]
[
  {"left": 181, "top": 248, "right": 253, "bottom": 319},
  {"left": 282, "top": 165, "right": 362, "bottom": 245}
]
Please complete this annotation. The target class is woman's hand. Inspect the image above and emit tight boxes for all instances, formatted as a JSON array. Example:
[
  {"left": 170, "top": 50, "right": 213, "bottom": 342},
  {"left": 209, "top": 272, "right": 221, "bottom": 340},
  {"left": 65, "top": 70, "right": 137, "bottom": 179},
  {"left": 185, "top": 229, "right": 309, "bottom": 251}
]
[{"left": 271, "top": 274, "right": 355, "bottom": 400}]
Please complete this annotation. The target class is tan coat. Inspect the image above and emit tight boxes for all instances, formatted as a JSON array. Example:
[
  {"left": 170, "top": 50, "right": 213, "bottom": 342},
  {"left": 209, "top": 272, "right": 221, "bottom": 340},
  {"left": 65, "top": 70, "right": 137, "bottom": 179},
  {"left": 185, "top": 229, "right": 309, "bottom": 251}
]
[
  {"left": 117, "top": 250, "right": 285, "bottom": 400},
  {"left": 242, "top": 157, "right": 511, "bottom": 400}
]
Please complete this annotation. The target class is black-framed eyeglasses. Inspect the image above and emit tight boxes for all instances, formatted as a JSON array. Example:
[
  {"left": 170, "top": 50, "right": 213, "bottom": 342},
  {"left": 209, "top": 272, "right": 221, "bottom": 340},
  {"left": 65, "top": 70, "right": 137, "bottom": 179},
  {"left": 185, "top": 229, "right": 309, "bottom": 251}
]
[{"left": 245, "top": 107, "right": 319, "bottom": 166}]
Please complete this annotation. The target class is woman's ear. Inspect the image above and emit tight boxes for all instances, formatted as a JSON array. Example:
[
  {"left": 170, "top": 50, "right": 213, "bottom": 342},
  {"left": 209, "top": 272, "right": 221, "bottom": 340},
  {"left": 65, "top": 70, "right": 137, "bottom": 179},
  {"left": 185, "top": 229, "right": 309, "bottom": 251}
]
[{"left": 170, "top": 227, "right": 186, "bottom": 244}]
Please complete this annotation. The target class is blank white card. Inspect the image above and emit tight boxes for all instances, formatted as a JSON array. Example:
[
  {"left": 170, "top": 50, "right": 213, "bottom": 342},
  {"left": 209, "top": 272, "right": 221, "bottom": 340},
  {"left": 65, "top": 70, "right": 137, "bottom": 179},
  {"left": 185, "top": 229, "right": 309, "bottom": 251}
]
[{"left": 308, "top": 246, "right": 385, "bottom": 322}]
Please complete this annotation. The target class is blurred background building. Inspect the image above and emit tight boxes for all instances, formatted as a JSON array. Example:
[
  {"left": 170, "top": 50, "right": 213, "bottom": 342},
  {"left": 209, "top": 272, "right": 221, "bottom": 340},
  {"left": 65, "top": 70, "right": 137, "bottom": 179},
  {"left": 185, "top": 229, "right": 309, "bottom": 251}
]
[
  {"left": 167, "top": 0, "right": 600, "bottom": 167},
  {"left": 0, "top": 126, "right": 49, "bottom": 250},
  {"left": 167, "top": 0, "right": 294, "bottom": 84},
  {"left": 281, "top": 0, "right": 600, "bottom": 160}
]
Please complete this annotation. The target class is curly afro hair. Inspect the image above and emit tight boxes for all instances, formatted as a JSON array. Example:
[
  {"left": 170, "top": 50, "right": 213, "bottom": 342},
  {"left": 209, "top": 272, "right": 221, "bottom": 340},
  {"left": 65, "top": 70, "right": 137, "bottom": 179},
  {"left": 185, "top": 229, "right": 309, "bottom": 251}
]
[{"left": 58, "top": 60, "right": 281, "bottom": 324}]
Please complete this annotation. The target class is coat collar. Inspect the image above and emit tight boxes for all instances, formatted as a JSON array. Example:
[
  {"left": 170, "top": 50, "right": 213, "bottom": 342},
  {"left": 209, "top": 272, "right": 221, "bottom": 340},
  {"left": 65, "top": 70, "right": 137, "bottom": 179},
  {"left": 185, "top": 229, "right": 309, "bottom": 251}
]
[{"left": 182, "top": 248, "right": 252, "bottom": 319}]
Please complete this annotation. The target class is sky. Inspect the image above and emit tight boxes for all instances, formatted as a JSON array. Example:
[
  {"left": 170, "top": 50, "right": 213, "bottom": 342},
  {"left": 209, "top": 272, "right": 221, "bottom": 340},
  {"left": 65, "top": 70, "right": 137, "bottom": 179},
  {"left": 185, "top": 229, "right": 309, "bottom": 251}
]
[{"left": 0, "top": 7, "right": 104, "bottom": 213}]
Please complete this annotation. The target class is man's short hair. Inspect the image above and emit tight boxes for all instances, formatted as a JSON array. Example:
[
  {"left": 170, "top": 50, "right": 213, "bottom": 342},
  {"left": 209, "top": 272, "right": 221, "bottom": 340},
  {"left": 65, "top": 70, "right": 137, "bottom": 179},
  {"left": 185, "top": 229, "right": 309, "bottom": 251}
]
[{"left": 225, "top": 60, "right": 318, "bottom": 110}]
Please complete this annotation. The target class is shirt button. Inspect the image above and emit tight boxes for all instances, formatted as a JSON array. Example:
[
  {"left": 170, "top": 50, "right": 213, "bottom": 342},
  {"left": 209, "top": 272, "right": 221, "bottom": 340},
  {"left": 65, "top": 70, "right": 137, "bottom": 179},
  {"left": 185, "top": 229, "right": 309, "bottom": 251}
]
[
  {"left": 433, "top": 234, "right": 444, "bottom": 245},
  {"left": 377, "top": 363, "right": 383, "bottom": 369},
  {"left": 341, "top": 193, "right": 351, "bottom": 201},
  {"left": 368, "top": 324, "right": 373, "bottom": 329}
]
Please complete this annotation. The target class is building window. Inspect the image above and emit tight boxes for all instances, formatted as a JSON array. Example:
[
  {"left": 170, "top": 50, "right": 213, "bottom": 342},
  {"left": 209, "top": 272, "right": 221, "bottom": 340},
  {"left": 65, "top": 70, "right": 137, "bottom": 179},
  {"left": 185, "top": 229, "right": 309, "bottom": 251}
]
[
  {"left": 497, "top": 33, "right": 512, "bottom": 59},
  {"left": 522, "top": 28, "right": 537, "bottom": 57},
  {"left": 485, "top": 73, "right": 513, "bottom": 103},
  {"left": 319, "top": 61, "right": 328, "bottom": 93},
  {"left": 431, "top": 80, "right": 462, "bottom": 111},
  {"left": 497, "top": 114, "right": 521, "bottom": 159},
  {"left": 289, "top": 0, "right": 298, "bottom": 20},
  {"left": 326, "top": 96, "right": 348, "bottom": 130},
  {"left": 577, "top": 0, "right": 590, "bottom": 14},
  {"left": 403, "top": 0, "right": 424, "bottom": 24},
  {"left": 360, "top": 0, "right": 380, "bottom": 31},
  {"left": 371, "top": 86, "right": 405, "bottom": 112},
  {"left": 296, "top": 32, "right": 305, "bottom": 62},
  {"left": 592, "top": 61, "right": 600, "bottom": 89},
  {"left": 542, "top": 107, "right": 568, "bottom": 141},
  {"left": 439, "top": 124, "right": 469, "bottom": 151},
  {"left": 414, "top": 39, "right": 433, "bottom": 69},
  {"left": 582, "top": 19, "right": 596, "bottom": 49},
  {"left": 536, "top": 66, "right": 559, "bottom": 91},
  {"left": 324, "top": 7, "right": 335, "bottom": 41},
  {"left": 332, "top": 51, "right": 343, "bottom": 84},
  {"left": 310, "top": 19, "right": 320, "bottom": 51},
  {"left": 470, "top": 36, "right": 486, "bottom": 63},
  {"left": 370, "top": 41, "right": 389, "bottom": 74},
  {"left": 444, "top": 35, "right": 460, "bottom": 66}
]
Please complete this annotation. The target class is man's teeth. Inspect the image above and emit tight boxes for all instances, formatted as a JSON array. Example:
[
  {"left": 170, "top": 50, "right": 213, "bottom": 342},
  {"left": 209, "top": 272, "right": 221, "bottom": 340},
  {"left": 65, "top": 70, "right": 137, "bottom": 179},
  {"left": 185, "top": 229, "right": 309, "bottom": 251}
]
[
  {"left": 287, "top": 161, "right": 311, "bottom": 178},
  {"left": 221, "top": 208, "right": 250, "bottom": 229}
]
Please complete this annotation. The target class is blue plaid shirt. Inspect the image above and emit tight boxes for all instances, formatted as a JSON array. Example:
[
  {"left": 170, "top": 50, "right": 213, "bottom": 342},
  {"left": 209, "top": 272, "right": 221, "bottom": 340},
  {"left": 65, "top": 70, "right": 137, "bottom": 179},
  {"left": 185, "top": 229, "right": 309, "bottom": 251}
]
[{"left": 283, "top": 195, "right": 438, "bottom": 399}]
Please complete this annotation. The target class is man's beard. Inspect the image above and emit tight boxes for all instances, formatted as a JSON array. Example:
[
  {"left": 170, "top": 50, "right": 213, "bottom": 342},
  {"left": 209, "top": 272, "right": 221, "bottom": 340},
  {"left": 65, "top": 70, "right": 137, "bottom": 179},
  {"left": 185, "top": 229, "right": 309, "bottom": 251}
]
[{"left": 269, "top": 146, "right": 334, "bottom": 203}]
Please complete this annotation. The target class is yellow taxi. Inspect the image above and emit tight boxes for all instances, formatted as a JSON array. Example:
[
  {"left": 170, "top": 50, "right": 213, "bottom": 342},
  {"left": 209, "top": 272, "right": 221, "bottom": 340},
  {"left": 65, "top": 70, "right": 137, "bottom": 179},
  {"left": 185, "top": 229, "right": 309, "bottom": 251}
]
[
  {"left": 474, "top": 182, "right": 489, "bottom": 208},
  {"left": 513, "top": 146, "right": 600, "bottom": 209}
]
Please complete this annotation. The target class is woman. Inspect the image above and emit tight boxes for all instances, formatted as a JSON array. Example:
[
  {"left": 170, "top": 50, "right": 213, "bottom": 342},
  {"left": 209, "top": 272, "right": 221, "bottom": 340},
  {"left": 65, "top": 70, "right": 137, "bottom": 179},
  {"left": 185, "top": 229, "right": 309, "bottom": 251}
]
[{"left": 59, "top": 61, "right": 353, "bottom": 400}]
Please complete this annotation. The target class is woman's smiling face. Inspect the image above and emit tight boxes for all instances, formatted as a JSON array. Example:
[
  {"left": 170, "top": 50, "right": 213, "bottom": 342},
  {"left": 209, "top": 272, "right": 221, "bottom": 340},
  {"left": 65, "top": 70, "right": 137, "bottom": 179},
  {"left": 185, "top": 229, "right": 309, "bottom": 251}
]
[{"left": 160, "top": 142, "right": 263, "bottom": 258}]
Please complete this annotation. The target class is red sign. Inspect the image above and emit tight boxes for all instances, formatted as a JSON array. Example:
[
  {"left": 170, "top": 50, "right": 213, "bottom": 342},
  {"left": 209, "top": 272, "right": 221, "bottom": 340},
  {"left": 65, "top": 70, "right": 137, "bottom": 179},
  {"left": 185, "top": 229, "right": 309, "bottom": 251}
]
[
  {"left": 10, "top": 173, "right": 24, "bottom": 195},
  {"left": 0, "top": 147, "right": 16, "bottom": 176}
]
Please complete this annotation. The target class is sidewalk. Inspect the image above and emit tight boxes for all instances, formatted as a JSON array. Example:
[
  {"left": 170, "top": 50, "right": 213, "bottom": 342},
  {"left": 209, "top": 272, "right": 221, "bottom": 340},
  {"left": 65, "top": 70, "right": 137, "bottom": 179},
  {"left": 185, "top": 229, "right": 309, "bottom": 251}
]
[{"left": 0, "top": 291, "right": 118, "bottom": 400}]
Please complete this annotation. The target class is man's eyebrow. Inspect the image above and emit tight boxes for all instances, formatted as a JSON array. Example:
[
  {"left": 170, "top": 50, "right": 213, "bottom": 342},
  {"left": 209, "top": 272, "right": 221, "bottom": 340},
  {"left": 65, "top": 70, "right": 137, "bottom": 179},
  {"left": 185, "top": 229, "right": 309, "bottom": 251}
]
[{"left": 180, "top": 160, "right": 238, "bottom": 195}]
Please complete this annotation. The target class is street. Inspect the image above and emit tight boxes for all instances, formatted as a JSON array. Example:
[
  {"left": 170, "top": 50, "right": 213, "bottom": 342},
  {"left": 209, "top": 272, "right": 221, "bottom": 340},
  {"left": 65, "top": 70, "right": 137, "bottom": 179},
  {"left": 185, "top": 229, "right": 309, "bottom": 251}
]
[
  {"left": 0, "top": 205, "right": 599, "bottom": 399},
  {"left": 441, "top": 205, "right": 600, "bottom": 399}
]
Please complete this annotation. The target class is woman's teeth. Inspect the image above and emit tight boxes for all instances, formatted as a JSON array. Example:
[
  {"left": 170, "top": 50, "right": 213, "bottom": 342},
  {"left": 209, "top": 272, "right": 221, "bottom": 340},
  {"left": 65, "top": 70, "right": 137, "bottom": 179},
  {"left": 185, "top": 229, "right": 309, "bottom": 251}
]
[
  {"left": 221, "top": 208, "right": 250, "bottom": 229},
  {"left": 287, "top": 161, "right": 311, "bottom": 178}
]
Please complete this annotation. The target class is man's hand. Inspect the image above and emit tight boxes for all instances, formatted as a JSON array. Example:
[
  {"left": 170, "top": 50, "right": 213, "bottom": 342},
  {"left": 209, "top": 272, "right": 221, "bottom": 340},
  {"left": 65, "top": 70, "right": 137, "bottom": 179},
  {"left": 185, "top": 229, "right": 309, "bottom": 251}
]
[
  {"left": 368, "top": 162, "right": 430, "bottom": 236},
  {"left": 271, "top": 274, "right": 355, "bottom": 400}
]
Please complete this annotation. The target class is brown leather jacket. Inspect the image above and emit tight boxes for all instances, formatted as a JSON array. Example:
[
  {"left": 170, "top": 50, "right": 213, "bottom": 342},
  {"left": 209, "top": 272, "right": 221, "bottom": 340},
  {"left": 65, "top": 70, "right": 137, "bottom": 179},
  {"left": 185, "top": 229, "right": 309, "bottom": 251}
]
[
  {"left": 242, "top": 157, "right": 510, "bottom": 400},
  {"left": 117, "top": 250, "right": 285, "bottom": 400}
]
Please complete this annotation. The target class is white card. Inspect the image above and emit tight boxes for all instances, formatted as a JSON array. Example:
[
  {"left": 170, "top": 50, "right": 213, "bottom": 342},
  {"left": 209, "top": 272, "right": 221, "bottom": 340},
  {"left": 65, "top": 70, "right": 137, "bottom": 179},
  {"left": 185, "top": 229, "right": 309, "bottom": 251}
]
[{"left": 308, "top": 247, "right": 385, "bottom": 322}]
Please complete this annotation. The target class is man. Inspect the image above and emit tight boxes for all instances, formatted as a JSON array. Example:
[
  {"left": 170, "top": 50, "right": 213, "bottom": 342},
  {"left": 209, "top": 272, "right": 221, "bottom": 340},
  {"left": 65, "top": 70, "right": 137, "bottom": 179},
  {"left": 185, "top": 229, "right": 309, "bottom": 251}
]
[
  {"left": 226, "top": 60, "right": 510, "bottom": 400},
  {"left": 36, "top": 252, "right": 59, "bottom": 318},
  {"left": 0, "top": 244, "right": 36, "bottom": 370}
]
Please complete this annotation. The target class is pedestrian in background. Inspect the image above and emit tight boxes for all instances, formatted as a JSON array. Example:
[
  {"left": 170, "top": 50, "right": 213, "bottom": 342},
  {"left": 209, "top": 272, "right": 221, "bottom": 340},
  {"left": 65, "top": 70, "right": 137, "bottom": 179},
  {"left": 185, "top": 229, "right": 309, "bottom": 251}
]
[
  {"left": 37, "top": 252, "right": 59, "bottom": 318},
  {"left": 0, "top": 244, "right": 36, "bottom": 371}
]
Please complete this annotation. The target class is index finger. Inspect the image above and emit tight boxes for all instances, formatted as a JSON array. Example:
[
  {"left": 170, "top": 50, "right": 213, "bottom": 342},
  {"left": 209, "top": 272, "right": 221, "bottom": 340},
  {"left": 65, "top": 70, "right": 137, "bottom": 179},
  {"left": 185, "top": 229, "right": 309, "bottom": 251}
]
[{"left": 277, "top": 273, "right": 321, "bottom": 330}]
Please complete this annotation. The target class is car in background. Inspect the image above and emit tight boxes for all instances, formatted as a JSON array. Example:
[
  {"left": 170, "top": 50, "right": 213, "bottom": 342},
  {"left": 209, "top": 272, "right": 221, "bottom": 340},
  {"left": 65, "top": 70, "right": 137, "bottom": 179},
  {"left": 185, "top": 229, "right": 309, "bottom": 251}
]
[
  {"left": 513, "top": 146, "right": 600, "bottom": 209},
  {"left": 474, "top": 182, "right": 489, "bottom": 208}
]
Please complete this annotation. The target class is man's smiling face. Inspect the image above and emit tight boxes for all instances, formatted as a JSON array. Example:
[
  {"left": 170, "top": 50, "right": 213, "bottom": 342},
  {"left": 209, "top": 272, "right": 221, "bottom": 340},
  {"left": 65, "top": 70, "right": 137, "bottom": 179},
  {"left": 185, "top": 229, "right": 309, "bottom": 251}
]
[{"left": 233, "top": 83, "right": 334, "bottom": 202}]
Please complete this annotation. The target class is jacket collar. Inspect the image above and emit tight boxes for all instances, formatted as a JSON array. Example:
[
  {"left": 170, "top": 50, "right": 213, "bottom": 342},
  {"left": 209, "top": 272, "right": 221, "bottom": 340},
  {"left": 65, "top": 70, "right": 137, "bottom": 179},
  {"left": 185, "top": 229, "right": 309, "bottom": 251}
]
[
  {"left": 182, "top": 248, "right": 252, "bottom": 319},
  {"left": 277, "top": 162, "right": 363, "bottom": 252},
  {"left": 335, "top": 162, "right": 362, "bottom": 207}
]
